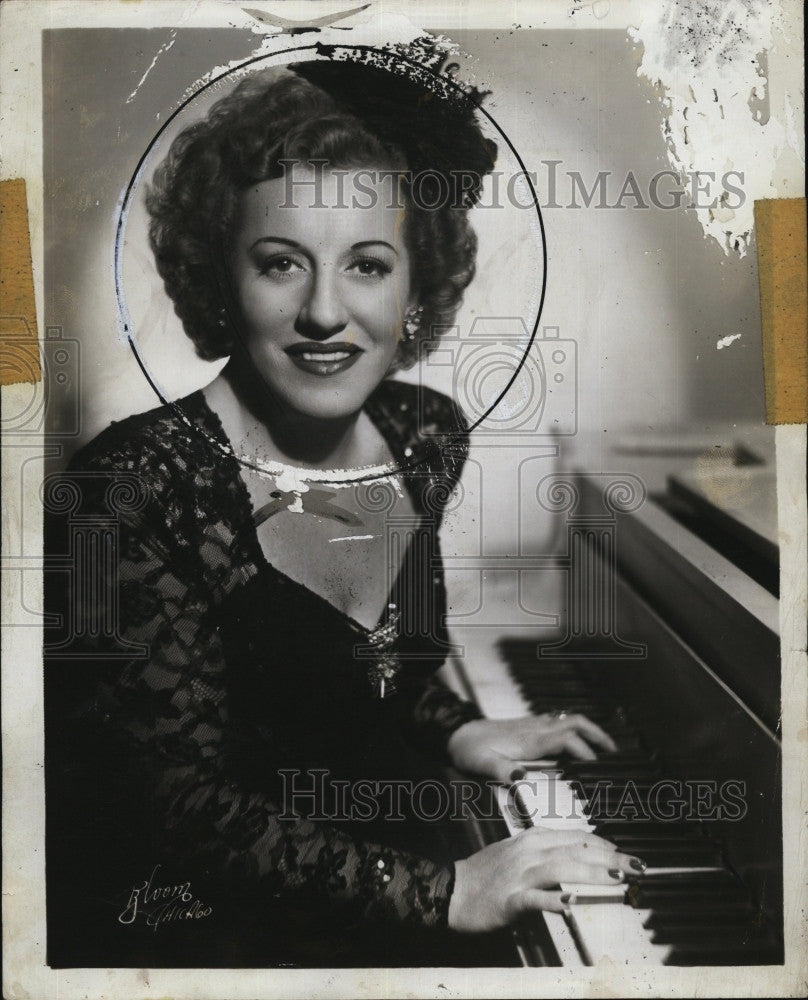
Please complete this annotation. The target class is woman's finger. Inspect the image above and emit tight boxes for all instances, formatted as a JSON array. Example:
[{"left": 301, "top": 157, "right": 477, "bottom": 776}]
[
  {"left": 564, "top": 714, "right": 618, "bottom": 752},
  {"left": 538, "top": 840, "right": 627, "bottom": 868},
  {"left": 561, "top": 843, "right": 647, "bottom": 878},
  {"left": 521, "top": 831, "right": 628, "bottom": 869},
  {"left": 509, "top": 887, "right": 576, "bottom": 917},
  {"left": 526, "top": 859, "right": 628, "bottom": 887},
  {"left": 561, "top": 731, "right": 598, "bottom": 761},
  {"left": 485, "top": 751, "right": 524, "bottom": 784}
]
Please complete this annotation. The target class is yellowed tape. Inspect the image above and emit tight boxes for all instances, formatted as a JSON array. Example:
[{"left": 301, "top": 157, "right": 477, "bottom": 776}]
[
  {"left": 755, "top": 197, "right": 808, "bottom": 425},
  {"left": 0, "top": 178, "right": 41, "bottom": 386}
]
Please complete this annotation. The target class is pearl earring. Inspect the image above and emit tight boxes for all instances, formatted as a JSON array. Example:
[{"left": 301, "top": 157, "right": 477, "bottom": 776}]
[{"left": 217, "top": 308, "right": 227, "bottom": 328}]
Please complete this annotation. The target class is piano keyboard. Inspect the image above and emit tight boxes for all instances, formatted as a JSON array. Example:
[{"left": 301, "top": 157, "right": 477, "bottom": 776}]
[{"left": 449, "top": 632, "right": 784, "bottom": 967}]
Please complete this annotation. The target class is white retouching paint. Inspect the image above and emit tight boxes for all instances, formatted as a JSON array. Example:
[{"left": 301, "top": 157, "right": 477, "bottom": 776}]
[
  {"left": 630, "top": 0, "right": 790, "bottom": 256},
  {"left": 717, "top": 333, "right": 743, "bottom": 349},
  {"left": 125, "top": 30, "right": 177, "bottom": 103}
]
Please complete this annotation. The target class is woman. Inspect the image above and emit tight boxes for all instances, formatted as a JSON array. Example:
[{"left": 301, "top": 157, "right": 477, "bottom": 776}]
[{"left": 46, "top": 59, "right": 640, "bottom": 968}]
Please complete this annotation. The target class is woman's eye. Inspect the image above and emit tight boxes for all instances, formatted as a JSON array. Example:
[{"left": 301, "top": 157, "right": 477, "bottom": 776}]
[
  {"left": 349, "top": 257, "right": 392, "bottom": 279},
  {"left": 260, "top": 255, "right": 305, "bottom": 277}
]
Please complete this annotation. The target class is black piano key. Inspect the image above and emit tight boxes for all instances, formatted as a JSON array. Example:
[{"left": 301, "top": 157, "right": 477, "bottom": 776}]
[
  {"left": 593, "top": 820, "right": 702, "bottom": 840},
  {"left": 626, "top": 871, "right": 742, "bottom": 896},
  {"left": 563, "top": 752, "right": 658, "bottom": 772},
  {"left": 663, "top": 941, "right": 783, "bottom": 965},
  {"left": 578, "top": 783, "right": 668, "bottom": 817},
  {"left": 563, "top": 766, "right": 659, "bottom": 782},
  {"left": 629, "top": 898, "right": 753, "bottom": 919},
  {"left": 649, "top": 923, "right": 778, "bottom": 947},
  {"left": 631, "top": 871, "right": 738, "bottom": 888},
  {"left": 577, "top": 781, "right": 658, "bottom": 801},
  {"left": 552, "top": 756, "right": 658, "bottom": 777},
  {"left": 643, "top": 909, "right": 754, "bottom": 931},
  {"left": 580, "top": 784, "right": 701, "bottom": 822},
  {"left": 628, "top": 883, "right": 749, "bottom": 909},
  {"left": 607, "top": 837, "right": 724, "bottom": 862},
  {"left": 628, "top": 873, "right": 743, "bottom": 905},
  {"left": 626, "top": 843, "right": 725, "bottom": 867}
]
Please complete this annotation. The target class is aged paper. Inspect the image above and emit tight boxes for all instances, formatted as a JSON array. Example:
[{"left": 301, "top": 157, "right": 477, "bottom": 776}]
[{"left": 2, "top": 1, "right": 806, "bottom": 997}]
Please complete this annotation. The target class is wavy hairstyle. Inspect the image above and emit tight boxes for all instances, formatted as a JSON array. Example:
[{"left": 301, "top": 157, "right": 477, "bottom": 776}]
[{"left": 146, "top": 63, "right": 497, "bottom": 369}]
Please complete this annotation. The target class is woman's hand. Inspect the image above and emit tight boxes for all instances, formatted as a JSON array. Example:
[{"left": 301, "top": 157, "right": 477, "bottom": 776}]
[
  {"left": 447, "top": 714, "right": 617, "bottom": 783},
  {"left": 448, "top": 827, "right": 642, "bottom": 933}
]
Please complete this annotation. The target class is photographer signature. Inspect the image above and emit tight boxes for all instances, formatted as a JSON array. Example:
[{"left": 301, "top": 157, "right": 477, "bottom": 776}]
[{"left": 118, "top": 864, "right": 212, "bottom": 931}]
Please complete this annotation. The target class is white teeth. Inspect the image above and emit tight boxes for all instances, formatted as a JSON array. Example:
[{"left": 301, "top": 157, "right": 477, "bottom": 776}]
[{"left": 300, "top": 351, "right": 351, "bottom": 362}]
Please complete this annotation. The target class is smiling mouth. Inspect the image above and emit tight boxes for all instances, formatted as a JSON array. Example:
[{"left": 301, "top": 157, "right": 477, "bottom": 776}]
[
  {"left": 284, "top": 342, "right": 364, "bottom": 377},
  {"left": 299, "top": 350, "right": 353, "bottom": 362}
]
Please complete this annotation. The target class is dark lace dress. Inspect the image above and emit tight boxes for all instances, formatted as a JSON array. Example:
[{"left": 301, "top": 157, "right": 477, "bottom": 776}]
[{"left": 44, "top": 380, "right": 499, "bottom": 968}]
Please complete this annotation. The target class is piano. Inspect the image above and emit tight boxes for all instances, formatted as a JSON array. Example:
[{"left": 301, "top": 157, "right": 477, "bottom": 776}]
[{"left": 443, "top": 428, "right": 782, "bottom": 966}]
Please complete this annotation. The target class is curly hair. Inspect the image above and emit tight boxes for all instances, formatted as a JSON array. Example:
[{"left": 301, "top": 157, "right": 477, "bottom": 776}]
[{"left": 146, "top": 63, "right": 496, "bottom": 369}]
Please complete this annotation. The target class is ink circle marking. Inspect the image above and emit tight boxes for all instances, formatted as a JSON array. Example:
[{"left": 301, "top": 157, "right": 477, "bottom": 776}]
[{"left": 114, "top": 43, "right": 547, "bottom": 483}]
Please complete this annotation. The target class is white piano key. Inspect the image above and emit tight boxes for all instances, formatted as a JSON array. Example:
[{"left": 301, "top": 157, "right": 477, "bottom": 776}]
[
  {"left": 542, "top": 912, "right": 587, "bottom": 966},
  {"left": 495, "top": 784, "right": 526, "bottom": 836},
  {"left": 567, "top": 904, "right": 669, "bottom": 965},
  {"left": 643, "top": 865, "right": 723, "bottom": 876},
  {"left": 560, "top": 882, "right": 626, "bottom": 900},
  {"left": 515, "top": 772, "right": 593, "bottom": 830}
]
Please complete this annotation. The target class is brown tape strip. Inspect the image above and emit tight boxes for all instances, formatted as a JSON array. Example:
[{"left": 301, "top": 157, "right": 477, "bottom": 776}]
[
  {"left": 755, "top": 197, "right": 808, "bottom": 424},
  {"left": 0, "top": 178, "right": 41, "bottom": 385}
]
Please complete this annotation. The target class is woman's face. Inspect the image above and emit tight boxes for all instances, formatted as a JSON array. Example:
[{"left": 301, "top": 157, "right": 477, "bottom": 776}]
[{"left": 227, "top": 166, "right": 414, "bottom": 422}]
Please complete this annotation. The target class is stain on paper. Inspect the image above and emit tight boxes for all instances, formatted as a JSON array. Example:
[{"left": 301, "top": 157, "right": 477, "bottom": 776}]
[{"left": 630, "top": 0, "right": 792, "bottom": 256}]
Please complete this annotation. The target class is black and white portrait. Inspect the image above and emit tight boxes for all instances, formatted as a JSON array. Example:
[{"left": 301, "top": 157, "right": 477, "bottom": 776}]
[{"left": 1, "top": 2, "right": 805, "bottom": 997}]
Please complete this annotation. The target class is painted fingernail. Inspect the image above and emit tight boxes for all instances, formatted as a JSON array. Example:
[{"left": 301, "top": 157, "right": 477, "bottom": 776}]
[
  {"left": 608, "top": 868, "right": 624, "bottom": 881},
  {"left": 629, "top": 857, "right": 647, "bottom": 873},
  {"left": 560, "top": 892, "right": 576, "bottom": 905},
  {"left": 510, "top": 767, "right": 527, "bottom": 782}
]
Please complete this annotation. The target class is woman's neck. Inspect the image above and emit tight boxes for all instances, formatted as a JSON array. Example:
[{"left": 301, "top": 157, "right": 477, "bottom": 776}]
[{"left": 203, "top": 360, "right": 386, "bottom": 470}]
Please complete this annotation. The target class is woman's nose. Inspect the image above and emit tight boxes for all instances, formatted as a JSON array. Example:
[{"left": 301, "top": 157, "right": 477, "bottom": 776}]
[{"left": 295, "top": 272, "right": 349, "bottom": 338}]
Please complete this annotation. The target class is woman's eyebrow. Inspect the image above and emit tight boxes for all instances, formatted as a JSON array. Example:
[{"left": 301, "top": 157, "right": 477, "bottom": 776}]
[
  {"left": 248, "top": 237, "right": 398, "bottom": 256},
  {"left": 249, "top": 236, "right": 302, "bottom": 251},
  {"left": 352, "top": 240, "right": 398, "bottom": 256}
]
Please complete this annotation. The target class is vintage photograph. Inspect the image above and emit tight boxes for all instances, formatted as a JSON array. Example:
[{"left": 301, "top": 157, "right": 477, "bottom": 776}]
[{"left": 2, "top": 1, "right": 806, "bottom": 996}]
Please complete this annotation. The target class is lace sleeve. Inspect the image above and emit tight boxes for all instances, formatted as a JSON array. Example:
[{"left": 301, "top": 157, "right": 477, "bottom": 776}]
[
  {"left": 405, "top": 675, "right": 484, "bottom": 761},
  {"left": 63, "top": 430, "right": 456, "bottom": 935}
]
